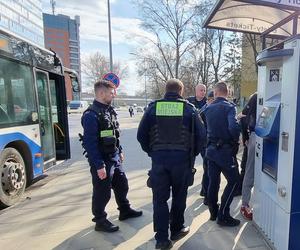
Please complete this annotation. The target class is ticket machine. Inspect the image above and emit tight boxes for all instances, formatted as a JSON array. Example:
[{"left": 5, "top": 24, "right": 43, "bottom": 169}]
[{"left": 254, "top": 36, "right": 300, "bottom": 250}]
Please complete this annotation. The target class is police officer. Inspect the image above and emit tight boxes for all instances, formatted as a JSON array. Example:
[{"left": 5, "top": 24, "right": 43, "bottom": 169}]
[
  {"left": 198, "top": 90, "right": 214, "bottom": 204},
  {"left": 137, "top": 79, "right": 206, "bottom": 249},
  {"left": 187, "top": 84, "right": 209, "bottom": 199},
  {"left": 187, "top": 84, "right": 207, "bottom": 110},
  {"left": 81, "top": 80, "right": 142, "bottom": 233},
  {"left": 204, "top": 82, "right": 240, "bottom": 227}
]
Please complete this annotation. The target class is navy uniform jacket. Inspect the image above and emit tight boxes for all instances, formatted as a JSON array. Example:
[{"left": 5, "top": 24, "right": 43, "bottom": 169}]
[
  {"left": 204, "top": 97, "right": 240, "bottom": 167},
  {"left": 187, "top": 96, "right": 207, "bottom": 110},
  {"left": 81, "top": 100, "right": 121, "bottom": 170},
  {"left": 137, "top": 92, "right": 206, "bottom": 164}
]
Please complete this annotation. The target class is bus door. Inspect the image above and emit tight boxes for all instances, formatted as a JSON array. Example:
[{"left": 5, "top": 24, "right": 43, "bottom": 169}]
[
  {"left": 49, "top": 72, "right": 71, "bottom": 160},
  {"left": 35, "top": 70, "right": 55, "bottom": 167}
]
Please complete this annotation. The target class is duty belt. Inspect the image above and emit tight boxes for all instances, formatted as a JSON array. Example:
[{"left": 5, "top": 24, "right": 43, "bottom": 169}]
[{"left": 151, "top": 144, "right": 189, "bottom": 151}]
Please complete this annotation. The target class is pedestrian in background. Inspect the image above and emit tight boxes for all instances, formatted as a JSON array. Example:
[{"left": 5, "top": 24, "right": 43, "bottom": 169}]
[{"left": 129, "top": 106, "right": 134, "bottom": 117}]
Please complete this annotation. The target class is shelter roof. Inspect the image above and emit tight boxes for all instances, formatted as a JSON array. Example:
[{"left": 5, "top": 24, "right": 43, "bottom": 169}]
[{"left": 204, "top": 0, "right": 300, "bottom": 38}]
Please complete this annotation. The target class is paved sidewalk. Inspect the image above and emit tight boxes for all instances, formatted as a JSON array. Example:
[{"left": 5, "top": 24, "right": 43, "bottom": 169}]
[{"left": 0, "top": 160, "right": 270, "bottom": 250}]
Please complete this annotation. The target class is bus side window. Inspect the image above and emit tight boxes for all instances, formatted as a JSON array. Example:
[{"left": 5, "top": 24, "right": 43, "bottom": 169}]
[
  {"left": 0, "top": 58, "right": 37, "bottom": 125},
  {"left": 0, "top": 78, "right": 8, "bottom": 122}
]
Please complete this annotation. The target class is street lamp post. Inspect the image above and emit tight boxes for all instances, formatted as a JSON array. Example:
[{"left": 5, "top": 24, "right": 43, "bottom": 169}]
[
  {"left": 144, "top": 59, "right": 147, "bottom": 107},
  {"left": 107, "top": 0, "right": 113, "bottom": 72}
]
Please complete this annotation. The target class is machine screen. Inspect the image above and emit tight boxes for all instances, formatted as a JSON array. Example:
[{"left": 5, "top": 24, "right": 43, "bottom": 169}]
[
  {"left": 257, "top": 107, "right": 276, "bottom": 130},
  {"left": 256, "top": 105, "right": 280, "bottom": 180}
]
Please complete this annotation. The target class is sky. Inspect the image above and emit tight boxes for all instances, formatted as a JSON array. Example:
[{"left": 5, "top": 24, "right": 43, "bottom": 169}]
[{"left": 42, "top": 0, "right": 150, "bottom": 95}]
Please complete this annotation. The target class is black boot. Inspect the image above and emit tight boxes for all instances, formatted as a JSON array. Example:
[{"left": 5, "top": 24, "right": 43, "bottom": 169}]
[
  {"left": 203, "top": 197, "right": 209, "bottom": 206},
  {"left": 95, "top": 219, "right": 119, "bottom": 232},
  {"left": 200, "top": 189, "right": 206, "bottom": 197},
  {"left": 119, "top": 208, "right": 143, "bottom": 221},
  {"left": 155, "top": 240, "right": 173, "bottom": 249},
  {"left": 217, "top": 215, "right": 240, "bottom": 227},
  {"left": 170, "top": 226, "right": 190, "bottom": 241},
  {"left": 209, "top": 205, "right": 219, "bottom": 221},
  {"left": 234, "top": 189, "right": 242, "bottom": 196}
]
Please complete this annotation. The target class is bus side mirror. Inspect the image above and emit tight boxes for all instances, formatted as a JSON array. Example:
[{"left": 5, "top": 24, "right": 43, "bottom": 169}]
[
  {"left": 71, "top": 78, "right": 80, "bottom": 92},
  {"left": 31, "top": 112, "right": 38, "bottom": 122}
]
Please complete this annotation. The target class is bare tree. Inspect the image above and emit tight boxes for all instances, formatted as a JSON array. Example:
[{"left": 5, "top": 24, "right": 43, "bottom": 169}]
[
  {"left": 223, "top": 32, "right": 242, "bottom": 99},
  {"left": 191, "top": 1, "right": 226, "bottom": 86},
  {"left": 136, "top": 0, "right": 199, "bottom": 77},
  {"left": 207, "top": 30, "right": 225, "bottom": 83},
  {"left": 134, "top": 0, "right": 235, "bottom": 98},
  {"left": 82, "top": 52, "right": 128, "bottom": 87}
]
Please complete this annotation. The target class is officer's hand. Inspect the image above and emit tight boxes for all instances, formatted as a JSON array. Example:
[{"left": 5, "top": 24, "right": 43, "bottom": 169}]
[
  {"left": 237, "top": 112, "right": 246, "bottom": 120},
  {"left": 97, "top": 167, "right": 107, "bottom": 180},
  {"left": 119, "top": 153, "right": 124, "bottom": 163}
]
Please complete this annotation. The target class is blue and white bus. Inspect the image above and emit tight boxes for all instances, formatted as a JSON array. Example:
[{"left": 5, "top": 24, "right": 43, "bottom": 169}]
[{"left": 0, "top": 28, "right": 79, "bottom": 207}]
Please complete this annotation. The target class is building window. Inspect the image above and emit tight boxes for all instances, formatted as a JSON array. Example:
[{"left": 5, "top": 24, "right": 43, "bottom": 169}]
[
  {"left": 69, "top": 41, "right": 77, "bottom": 46},
  {"left": 70, "top": 59, "right": 78, "bottom": 64},
  {"left": 70, "top": 53, "right": 78, "bottom": 59},
  {"left": 70, "top": 47, "right": 78, "bottom": 52}
]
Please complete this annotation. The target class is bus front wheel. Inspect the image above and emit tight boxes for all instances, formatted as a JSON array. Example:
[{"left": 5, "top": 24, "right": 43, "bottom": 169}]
[{"left": 0, "top": 148, "right": 27, "bottom": 208}]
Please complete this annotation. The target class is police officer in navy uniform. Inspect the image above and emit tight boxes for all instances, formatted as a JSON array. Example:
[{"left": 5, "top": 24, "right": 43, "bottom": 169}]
[
  {"left": 187, "top": 84, "right": 207, "bottom": 110},
  {"left": 81, "top": 80, "right": 142, "bottom": 233},
  {"left": 204, "top": 82, "right": 241, "bottom": 227},
  {"left": 187, "top": 84, "right": 209, "bottom": 199},
  {"left": 198, "top": 90, "right": 214, "bottom": 204},
  {"left": 137, "top": 79, "right": 206, "bottom": 249}
]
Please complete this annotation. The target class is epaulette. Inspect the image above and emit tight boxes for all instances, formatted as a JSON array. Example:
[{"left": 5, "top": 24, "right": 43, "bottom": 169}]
[
  {"left": 177, "top": 98, "right": 196, "bottom": 109},
  {"left": 147, "top": 100, "right": 156, "bottom": 107},
  {"left": 222, "top": 99, "right": 236, "bottom": 107},
  {"left": 186, "top": 96, "right": 195, "bottom": 102},
  {"left": 83, "top": 104, "right": 105, "bottom": 122},
  {"left": 185, "top": 100, "right": 196, "bottom": 109},
  {"left": 228, "top": 101, "right": 237, "bottom": 107}
]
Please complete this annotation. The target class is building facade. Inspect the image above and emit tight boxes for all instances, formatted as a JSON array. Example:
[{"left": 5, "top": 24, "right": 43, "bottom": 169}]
[
  {"left": 0, "top": 0, "right": 44, "bottom": 46},
  {"left": 43, "top": 13, "right": 81, "bottom": 101},
  {"left": 240, "top": 34, "right": 260, "bottom": 106}
]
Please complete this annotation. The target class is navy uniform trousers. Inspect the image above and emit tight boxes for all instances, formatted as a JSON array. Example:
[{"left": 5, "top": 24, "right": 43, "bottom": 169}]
[
  {"left": 200, "top": 148, "right": 209, "bottom": 196},
  {"left": 207, "top": 158, "right": 239, "bottom": 219},
  {"left": 90, "top": 159, "right": 130, "bottom": 223},
  {"left": 150, "top": 154, "right": 190, "bottom": 242}
]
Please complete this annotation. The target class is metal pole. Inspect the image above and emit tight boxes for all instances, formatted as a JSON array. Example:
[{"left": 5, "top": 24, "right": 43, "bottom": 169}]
[
  {"left": 107, "top": 0, "right": 113, "bottom": 72},
  {"left": 144, "top": 59, "right": 147, "bottom": 106}
]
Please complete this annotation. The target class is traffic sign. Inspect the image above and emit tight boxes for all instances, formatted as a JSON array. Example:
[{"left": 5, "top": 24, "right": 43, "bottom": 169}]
[{"left": 103, "top": 72, "right": 120, "bottom": 88}]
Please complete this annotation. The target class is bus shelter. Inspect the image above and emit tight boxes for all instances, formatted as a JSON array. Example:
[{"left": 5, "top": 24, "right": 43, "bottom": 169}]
[
  {"left": 204, "top": 0, "right": 300, "bottom": 47},
  {"left": 204, "top": 1, "right": 300, "bottom": 250}
]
